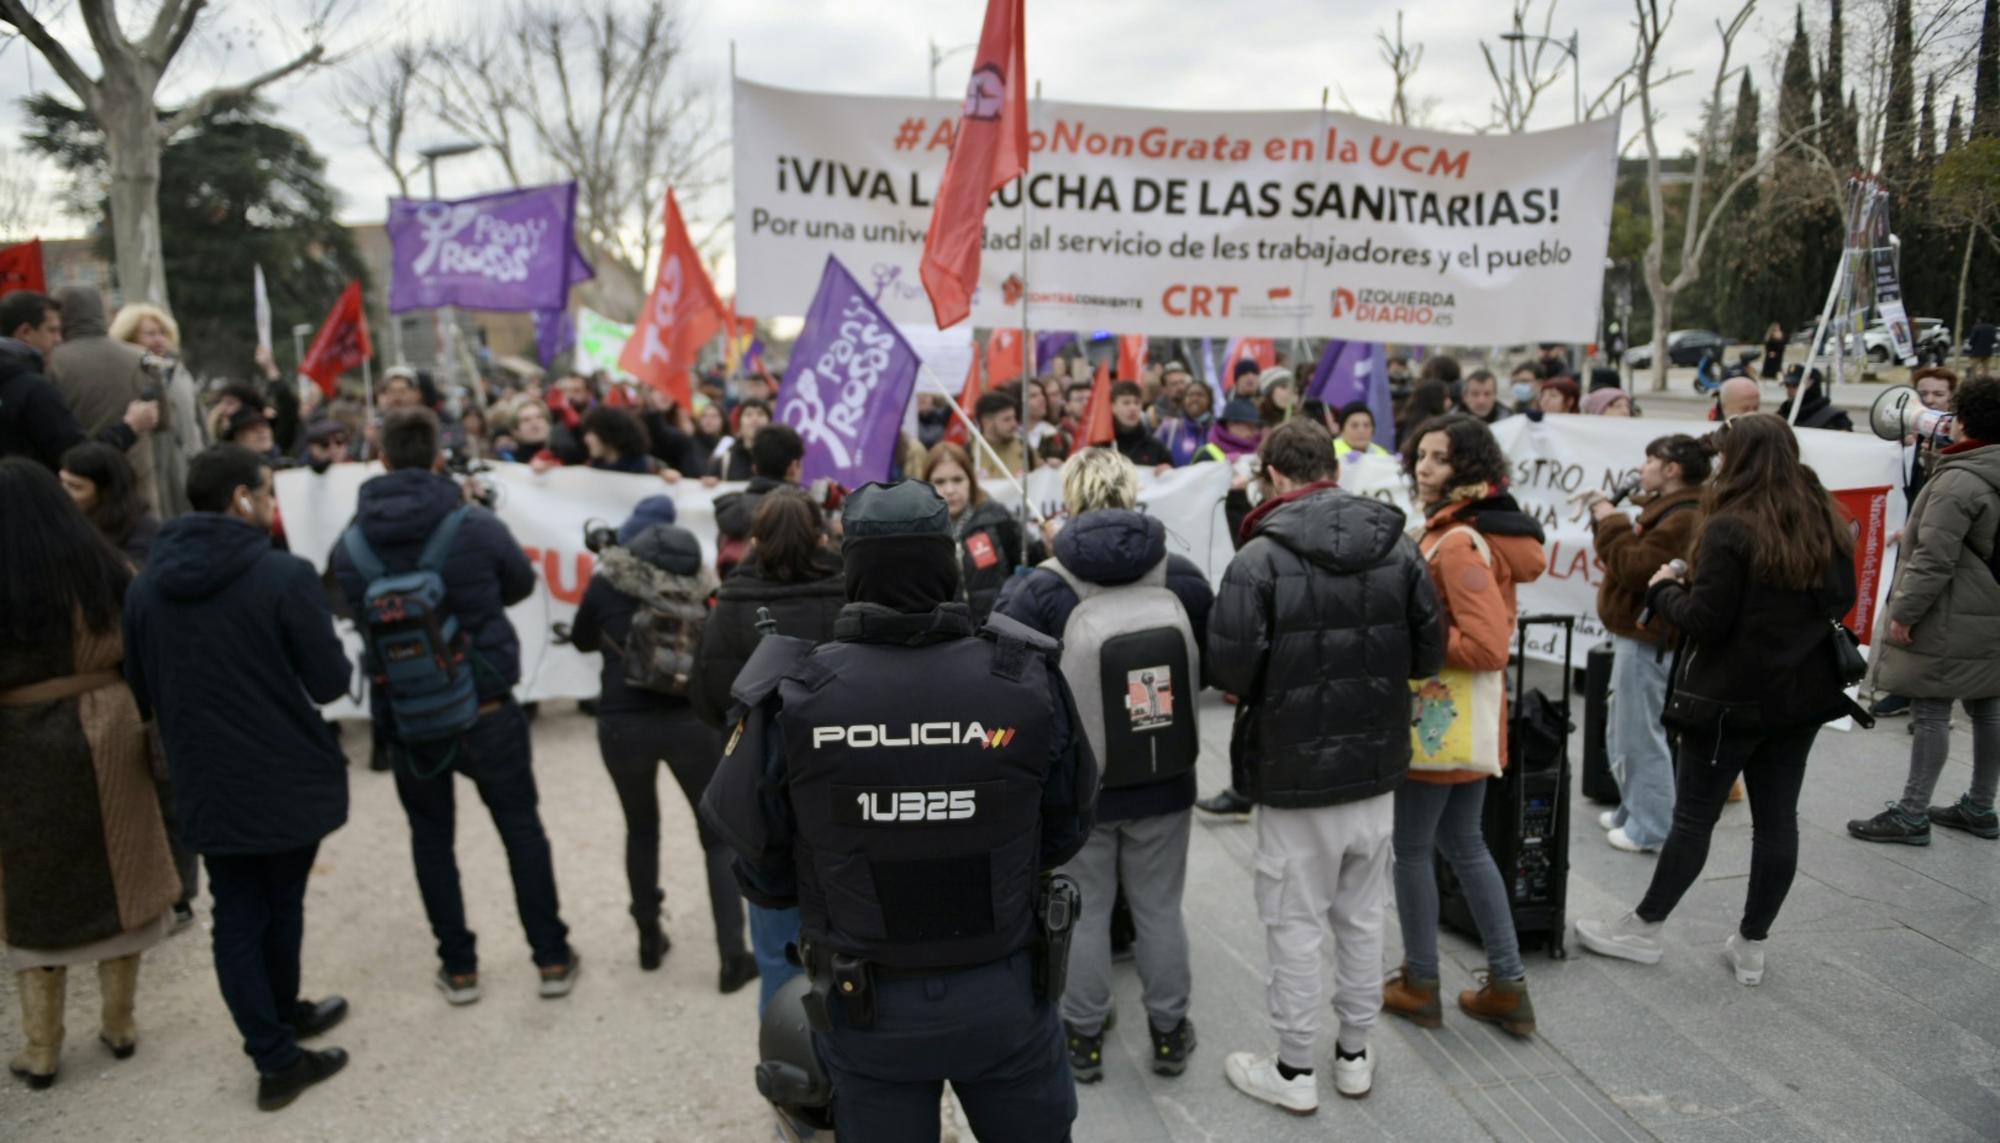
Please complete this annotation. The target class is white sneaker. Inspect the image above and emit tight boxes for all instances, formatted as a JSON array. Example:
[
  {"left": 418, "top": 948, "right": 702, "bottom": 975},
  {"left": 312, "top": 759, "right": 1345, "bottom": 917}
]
[
  {"left": 1598, "top": 809, "right": 1620, "bottom": 831},
  {"left": 1576, "top": 912, "right": 1664, "bottom": 964},
  {"left": 1332, "top": 1047, "right": 1374, "bottom": 1099},
  {"left": 1724, "top": 933, "right": 1765, "bottom": 986},
  {"left": 1224, "top": 1051, "right": 1317, "bottom": 1116},
  {"left": 1606, "top": 826, "right": 1657, "bottom": 853}
]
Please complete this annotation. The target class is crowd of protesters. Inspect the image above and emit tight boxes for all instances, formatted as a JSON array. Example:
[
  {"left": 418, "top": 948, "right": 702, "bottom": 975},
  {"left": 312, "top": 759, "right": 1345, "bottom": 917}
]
[{"left": 4, "top": 280, "right": 1995, "bottom": 1133}]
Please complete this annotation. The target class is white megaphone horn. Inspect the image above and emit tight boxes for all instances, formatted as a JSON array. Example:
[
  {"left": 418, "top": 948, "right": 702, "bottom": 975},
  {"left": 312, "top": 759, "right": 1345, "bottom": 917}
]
[{"left": 1869, "top": 385, "right": 1956, "bottom": 445}]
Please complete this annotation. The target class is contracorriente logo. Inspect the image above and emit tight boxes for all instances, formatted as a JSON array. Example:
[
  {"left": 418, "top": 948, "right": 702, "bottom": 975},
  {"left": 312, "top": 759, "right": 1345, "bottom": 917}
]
[{"left": 812, "top": 723, "right": 1015, "bottom": 749}]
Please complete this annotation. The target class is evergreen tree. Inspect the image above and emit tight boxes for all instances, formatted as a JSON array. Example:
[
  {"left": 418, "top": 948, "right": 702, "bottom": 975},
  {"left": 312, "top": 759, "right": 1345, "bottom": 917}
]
[
  {"left": 23, "top": 95, "right": 371, "bottom": 380},
  {"left": 1948, "top": 95, "right": 1965, "bottom": 151},
  {"left": 1978, "top": 0, "right": 1999, "bottom": 140},
  {"left": 1919, "top": 75, "right": 1937, "bottom": 172},
  {"left": 1777, "top": 6, "right": 1818, "bottom": 144},
  {"left": 1881, "top": 0, "right": 1917, "bottom": 191},
  {"left": 1731, "top": 72, "right": 1762, "bottom": 163},
  {"left": 1822, "top": 0, "right": 1855, "bottom": 169}
]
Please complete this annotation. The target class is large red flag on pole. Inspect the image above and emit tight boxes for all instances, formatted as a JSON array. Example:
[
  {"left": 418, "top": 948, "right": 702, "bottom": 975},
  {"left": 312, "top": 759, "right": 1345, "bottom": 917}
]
[
  {"left": 299, "top": 281, "right": 372, "bottom": 397},
  {"left": 0, "top": 240, "right": 46, "bottom": 294},
  {"left": 918, "top": 0, "right": 1027, "bottom": 330},
  {"left": 1070, "top": 358, "right": 1115, "bottom": 456},
  {"left": 1117, "top": 334, "right": 1149, "bottom": 381},
  {"left": 622, "top": 188, "right": 726, "bottom": 408},
  {"left": 986, "top": 328, "right": 1025, "bottom": 387}
]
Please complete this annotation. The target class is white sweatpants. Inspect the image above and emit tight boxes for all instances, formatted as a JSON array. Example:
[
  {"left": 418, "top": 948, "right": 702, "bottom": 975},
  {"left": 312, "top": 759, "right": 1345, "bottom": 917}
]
[{"left": 1252, "top": 794, "right": 1395, "bottom": 1070}]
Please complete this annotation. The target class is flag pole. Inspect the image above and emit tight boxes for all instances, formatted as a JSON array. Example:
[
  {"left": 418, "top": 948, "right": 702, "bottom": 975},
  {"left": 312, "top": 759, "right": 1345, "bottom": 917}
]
[
  {"left": 360, "top": 357, "right": 376, "bottom": 461},
  {"left": 1016, "top": 79, "right": 1039, "bottom": 565},
  {"left": 924, "top": 364, "right": 1040, "bottom": 521}
]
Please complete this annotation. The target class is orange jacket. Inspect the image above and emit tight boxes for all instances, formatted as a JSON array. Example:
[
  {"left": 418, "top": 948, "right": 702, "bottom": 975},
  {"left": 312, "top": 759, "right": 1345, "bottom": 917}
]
[{"left": 1410, "top": 489, "right": 1547, "bottom": 784}]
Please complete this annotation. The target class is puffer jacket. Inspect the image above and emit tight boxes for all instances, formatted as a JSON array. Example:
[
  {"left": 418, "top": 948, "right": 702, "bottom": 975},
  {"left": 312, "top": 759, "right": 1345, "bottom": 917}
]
[
  {"left": 1592, "top": 487, "right": 1703, "bottom": 645},
  {"left": 689, "top": 549, "right": 847, "bottom": 729},
  {"left": 1208, "top": 482, "right": 1444, "bottom": 808},
  {"left": 995, "top": 509, "right": 1214, "bottom": 822},
  {"left": 1413, "top": 487, "right": 1547, "bottom": 784},
  {"left": 1875, "top": 440, "right": 2000, "bottom": 699}
]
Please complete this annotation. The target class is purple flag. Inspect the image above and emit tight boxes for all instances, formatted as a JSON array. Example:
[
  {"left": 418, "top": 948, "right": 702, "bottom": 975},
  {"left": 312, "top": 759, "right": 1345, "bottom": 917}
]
[
  {"left": 774, "top": 257, "right": 921, "bottom": 487},
  {"left": 387, "top": 183, "right": 594, "bottom": 313},
  {"left": 1308, "top": 340, "right": 1396, "bottom": 450},
  {"left": 1035, "top": 331, "right": 1076, "bottom": 373},
  {"left": 534, "top": 308, "right": 574, "bottom": 367}
]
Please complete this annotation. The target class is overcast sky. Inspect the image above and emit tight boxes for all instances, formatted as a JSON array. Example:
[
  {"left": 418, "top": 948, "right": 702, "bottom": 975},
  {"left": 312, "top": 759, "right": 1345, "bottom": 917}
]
[{"left": 0, "top": 0, "right": 1888, "bottom": 274}]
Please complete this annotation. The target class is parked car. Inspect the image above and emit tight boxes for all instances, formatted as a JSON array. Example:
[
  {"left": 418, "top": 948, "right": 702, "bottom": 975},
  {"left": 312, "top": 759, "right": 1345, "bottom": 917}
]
[
  {"left": 1625, "top": 329, "right": 1728, "bottom": 371},
  {"left": 1797, "top": 315, "right": 1951, "bottom": 364}
]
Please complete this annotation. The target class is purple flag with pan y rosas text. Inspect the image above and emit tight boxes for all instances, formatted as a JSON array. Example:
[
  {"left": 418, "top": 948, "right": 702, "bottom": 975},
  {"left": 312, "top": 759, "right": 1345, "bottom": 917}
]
[
  {"left": 1308, "top": 339, "right": 1396, "bottom": 450},
  {"left": 387, "top": 182, "right": 593, "bottom": 314},
  {"left": 775, "top": 257, "right": 921, "bottom": 488}
]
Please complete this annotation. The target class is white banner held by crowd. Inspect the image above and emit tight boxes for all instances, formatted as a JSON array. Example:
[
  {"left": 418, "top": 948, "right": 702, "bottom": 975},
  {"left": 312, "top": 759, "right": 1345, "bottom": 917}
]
[{"left": 734, "top": 78, "right": 1619, "bottom": 343}]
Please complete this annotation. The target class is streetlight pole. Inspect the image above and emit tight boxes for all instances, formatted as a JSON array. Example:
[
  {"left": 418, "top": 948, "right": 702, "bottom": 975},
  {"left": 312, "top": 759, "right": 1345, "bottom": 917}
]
[
  {"left": 929, "top": 37, "right": 975, "bottom": 100},
  {"left": 1498, "top": 26, "right": 1583, "bottom": 124},
  {"left": 417, "top": 141, "right": 484, "bottom": 406}
]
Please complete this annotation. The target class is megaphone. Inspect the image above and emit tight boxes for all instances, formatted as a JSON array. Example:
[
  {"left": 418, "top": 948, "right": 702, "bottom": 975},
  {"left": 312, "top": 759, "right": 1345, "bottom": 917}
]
[{"left": 1869, "top": 385, "right": 1956, "bottom": 445}]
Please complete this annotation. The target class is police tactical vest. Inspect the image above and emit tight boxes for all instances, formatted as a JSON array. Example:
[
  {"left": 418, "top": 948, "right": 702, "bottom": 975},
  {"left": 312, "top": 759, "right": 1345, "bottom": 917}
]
[
  {"left": 779, "top": 628, "right": 1057, "bottom": 971},
  {"left": 1046, "top": 558, "right": 1200, "bottom": 790}
]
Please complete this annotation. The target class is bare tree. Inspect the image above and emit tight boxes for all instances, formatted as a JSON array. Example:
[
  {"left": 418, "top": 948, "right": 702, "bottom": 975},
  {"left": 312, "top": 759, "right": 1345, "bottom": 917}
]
[
  {"left": 0, "top": 0, "right": 339, "bottom": 306},
  {"left": 429, "top": 0, "right": 718, "bottom": 278},
  {"left": 337, "top": 40, "right": 428, "bottom": 198},
  {"left": 1483, "top": 1, "right": 1573, "bottom": 131},
  {"left": 1848, "top": 0, "right": 1982, "bottom": 171},
  {"left": 1379, "top": 12, "right": 1425, "bottom": 127},
  {"left": 0, "top": 147, "right": 41, "bottom": 240},
  {"left": 1633, "top": 0, "right": 1833, "bottom": 391}
]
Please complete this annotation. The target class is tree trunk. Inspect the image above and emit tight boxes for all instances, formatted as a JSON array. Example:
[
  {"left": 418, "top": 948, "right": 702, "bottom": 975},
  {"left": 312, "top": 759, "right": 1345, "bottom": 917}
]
[
  {"left": 1955, "top": 222, "right": 1976, "bottom": 372},
  {"left": 103, "top": 108, "right": 169, "bottom": 306}
]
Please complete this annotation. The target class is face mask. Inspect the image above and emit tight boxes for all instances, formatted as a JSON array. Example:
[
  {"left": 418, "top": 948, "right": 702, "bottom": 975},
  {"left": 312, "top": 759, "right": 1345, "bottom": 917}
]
[{"left": 1512, "top": 382, "right": 1534, "bottom": 403}]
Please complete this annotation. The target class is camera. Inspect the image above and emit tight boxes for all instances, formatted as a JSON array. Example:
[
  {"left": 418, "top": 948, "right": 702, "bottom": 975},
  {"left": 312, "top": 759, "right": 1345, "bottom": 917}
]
[
  {"left": 582, "top": 516, "right": 619, "bottom": 555},
  {"left": 445, "top": 452, "right": 499, "bottom": 509}
]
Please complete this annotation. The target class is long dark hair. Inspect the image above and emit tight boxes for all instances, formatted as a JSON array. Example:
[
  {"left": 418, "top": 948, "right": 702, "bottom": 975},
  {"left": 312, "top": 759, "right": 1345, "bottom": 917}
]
[
  {"left": 1699, "top": 413, "right": 1851, "bottom": 589},
  {"left": 61, "top": 441, "right": 146, "bottom": 542},
  {"left": 0, "top": 457, "right": 133, "bottom": 649},
  {"left": 1402, "top": 412, "right": 1511, "bottom": 503},
  {"left": 749, "top": 489, "right": 827, "bottom": 583}
]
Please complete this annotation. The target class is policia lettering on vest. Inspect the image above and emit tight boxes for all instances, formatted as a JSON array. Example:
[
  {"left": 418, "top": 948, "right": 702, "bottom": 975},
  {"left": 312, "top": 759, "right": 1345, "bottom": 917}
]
[{"left": 700, "top": 480, "right": 1097, "bottom": 1142}]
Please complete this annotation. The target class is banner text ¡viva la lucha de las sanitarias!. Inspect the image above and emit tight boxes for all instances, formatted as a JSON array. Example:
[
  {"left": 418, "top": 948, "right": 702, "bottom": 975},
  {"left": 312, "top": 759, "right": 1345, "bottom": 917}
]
[{"left": 733, "top": 78, "right": 1618, "bottom": 343}]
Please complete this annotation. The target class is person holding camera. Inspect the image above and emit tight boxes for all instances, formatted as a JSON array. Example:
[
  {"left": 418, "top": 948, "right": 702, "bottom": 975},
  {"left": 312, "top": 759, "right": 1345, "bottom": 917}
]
[
  {"left": 329, "top": 408, "right": 579, "bottom": 1007},
  {"left": 567, "top": 498, "right": 756, "bottom": 992},
  {"left": 1848, "top": 373, "right": 2000, "bottom": 844},
  {"left": 1577, "top": 414, "right": 1858, "bottom": 987},
  {"left": 700, "top": 480, "right": 1096, "bottom": 1141},
  {"left": 1586, "top": 435, "right": 1712, "bottom": 854}
]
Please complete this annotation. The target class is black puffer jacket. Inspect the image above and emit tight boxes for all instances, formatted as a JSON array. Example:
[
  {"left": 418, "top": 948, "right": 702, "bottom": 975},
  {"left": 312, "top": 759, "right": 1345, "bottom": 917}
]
[
  {"left": 328, "top": 469, "right": 537, "bottom": 713},
  {"left": 1208, "top": 483, "right": 1445, "bottom": 808},
  {"left": 689, "top": 549, "right": 847, "bottom": 729},
  {"left": 996, "top": 509, "right": 1213, "bottom": 822},
  {"left": 1647, "top": 513, "right": 1858, "bottom": 737}
]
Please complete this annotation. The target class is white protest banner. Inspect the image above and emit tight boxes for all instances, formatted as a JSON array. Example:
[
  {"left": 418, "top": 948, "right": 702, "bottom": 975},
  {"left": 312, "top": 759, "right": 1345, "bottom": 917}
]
[
  {"left": 573, "top": 307, "right": 637, "bottom": 380},
  {"left": 1339, "top": 416, "right": 1905, "bottom": 660},
  {"left": 985, "top": 461, "right": 1235, "bottom": 585},
  {"left": 276, "top": 462, "right": 736, "bottom": 714},
  {"left": 734, "top": 78, "right": 1618, "bottom": 343}
]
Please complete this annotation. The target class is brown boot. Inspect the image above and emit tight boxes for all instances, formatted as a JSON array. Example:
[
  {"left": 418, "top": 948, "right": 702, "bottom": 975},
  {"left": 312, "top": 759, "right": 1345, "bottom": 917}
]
[
  {"left": 1459, "top": 974, "right": 1536, "bottom": 1037},
  {"left": 9, "top": 967, "right": 66, "bottom": 1089},
  {"left": 98, "top": 955, "right": 141, "bottom": 1059},
  {"left": 1381, "top": 966, "right": 1442, "bottom": 1028}
]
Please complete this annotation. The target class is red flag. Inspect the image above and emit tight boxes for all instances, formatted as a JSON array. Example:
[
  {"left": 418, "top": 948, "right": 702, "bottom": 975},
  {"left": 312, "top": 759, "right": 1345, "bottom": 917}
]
[
  {"left": 622, "top": 188, "right": 726, "bottom": 408},
  {"left": 986, "top": 328, "right": 1025, "bottom": 386},
  {"left": 1224, "top": 337, "right": 1277, "bottom": 374},
  {"left": 299, "top": 281, "right": 372, "bottom": 398},
  {"left": 918, "top": 0, "right": 1028, "bottom": 329},
  {"left": 944, "top": 351, "right": 983, "bottom": 446},
  {"left": 1117, "top": 334, "right": 1149, "bottom": 381},
  {"left": 1070, "top": 359, "right": 1114, "bottom": 455},
  {"left": 0, "top": 239, "right": 45, "bottom": 294}
]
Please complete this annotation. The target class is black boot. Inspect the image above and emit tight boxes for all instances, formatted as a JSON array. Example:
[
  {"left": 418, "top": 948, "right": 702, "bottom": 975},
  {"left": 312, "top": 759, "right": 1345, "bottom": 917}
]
[
  {"left": 718, "top": 953, "right": 759, "bottom": 995},
  {"left": 637, "top": 918, "right": 670, "bottom": 972},
  {"left": 256, "top": 1047, "right": 348, "bottom": 1112}
]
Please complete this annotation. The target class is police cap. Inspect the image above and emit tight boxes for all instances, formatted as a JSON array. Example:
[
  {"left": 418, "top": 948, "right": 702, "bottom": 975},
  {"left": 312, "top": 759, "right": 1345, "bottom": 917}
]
[{"left": 841, "top": 480, "right": 951, "bottom": 541}]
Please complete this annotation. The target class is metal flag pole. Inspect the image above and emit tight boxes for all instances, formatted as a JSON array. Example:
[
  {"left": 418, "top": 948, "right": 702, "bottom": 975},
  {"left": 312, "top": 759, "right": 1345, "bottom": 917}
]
[
  {"left": 922, "top": 363, "right": 1039, "bottom": 518},
  {"left": 360, "top": 357, "right": 376, "bottom": 461},
  {"left": 1015, "top": 79, "right": 1040, "bottom": 566}
]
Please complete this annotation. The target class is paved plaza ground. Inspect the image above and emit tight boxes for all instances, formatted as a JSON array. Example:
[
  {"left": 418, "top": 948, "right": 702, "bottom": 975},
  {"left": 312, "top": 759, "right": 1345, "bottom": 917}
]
[{"left": 4, "top": 677, "right": 1996, "bottom": 1142}]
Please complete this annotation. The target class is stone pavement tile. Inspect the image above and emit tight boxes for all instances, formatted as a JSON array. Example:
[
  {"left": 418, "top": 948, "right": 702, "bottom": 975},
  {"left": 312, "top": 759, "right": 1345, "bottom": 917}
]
[
  {"left": 1812, "top": 926, "right": 2000, "bottom": 1050},
  {"left": 1898, "top": 903, "right": 2000, "bottom": 972},
  {"left": 1788, "top": 828, "right": 1985, "bottom": 916}
]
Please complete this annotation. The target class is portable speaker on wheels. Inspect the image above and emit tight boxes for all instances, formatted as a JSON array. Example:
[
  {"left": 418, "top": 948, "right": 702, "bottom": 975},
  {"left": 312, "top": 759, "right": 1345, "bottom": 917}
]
[
  {"left": 1438, "top": 615, "right": 1575, "bottom": 958},
  {"left": 1580, "top": 639, "right": 1619, "bottom": 805}
]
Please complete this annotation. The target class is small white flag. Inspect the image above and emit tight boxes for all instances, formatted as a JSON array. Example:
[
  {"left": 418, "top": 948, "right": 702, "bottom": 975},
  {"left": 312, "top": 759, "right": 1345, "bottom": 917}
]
[{"left": 253, "top": 264, "right": 273, "bottom": 354}]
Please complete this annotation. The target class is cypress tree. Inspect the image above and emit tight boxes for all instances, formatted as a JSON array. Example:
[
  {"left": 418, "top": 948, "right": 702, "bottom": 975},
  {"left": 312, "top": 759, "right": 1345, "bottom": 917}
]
[
  {"left": 1978, "top": 0, "right": 1999, "bottom": 140},
  {"left": 1777, "top": 6, "right": 1818, "bottom": 144},
  {"left": 1881, "top": 0, "right": 1917, "bottom": 190},
  {"left": 1948, "top": 95, "right": 1965, "bottom": 151},
  {"left": 1822, "top": 0, "right": 1854, "bottom": 168},
  {"left": 1732, "top": 72, "right": 1762, "bottom": 163},
  {"left": 1919, "top": 75, "right": 1937, "bottom": 172}
]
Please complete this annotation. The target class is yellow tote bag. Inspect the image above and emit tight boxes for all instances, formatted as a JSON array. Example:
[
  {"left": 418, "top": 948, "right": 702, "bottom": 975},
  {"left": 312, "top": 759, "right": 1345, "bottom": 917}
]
[{"left": 1409, "top": 526, "right": 1504, "bottom": 777}]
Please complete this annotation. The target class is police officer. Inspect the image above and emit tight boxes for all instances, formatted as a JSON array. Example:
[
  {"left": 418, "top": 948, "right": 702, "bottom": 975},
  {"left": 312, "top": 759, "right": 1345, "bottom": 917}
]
[{"left": 703, "top": 480, "right": 1096, "bottom": 1143}]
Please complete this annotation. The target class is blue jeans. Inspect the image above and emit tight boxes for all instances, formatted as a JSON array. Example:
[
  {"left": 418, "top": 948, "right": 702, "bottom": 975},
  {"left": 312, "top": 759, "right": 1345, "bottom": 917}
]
[
  {"left": 392, "top": 701, "right": 571, "bottom": 975},
  {"left": 204, "top": 845, "right": 317, "bottom": 1075},
  {"left": 1607, "top": 634, "right": 1676, "bottom": 848},
  {"left": 1392, "top": 780, "right": 1525, "bottom": 981},
  {"left": 750, "top": 904, "right": 801, "bottom": 1015}
]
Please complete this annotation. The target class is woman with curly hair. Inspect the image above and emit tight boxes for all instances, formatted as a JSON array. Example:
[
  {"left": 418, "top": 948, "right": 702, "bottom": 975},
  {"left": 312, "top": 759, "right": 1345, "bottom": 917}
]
[{"left": 1382, "top": 413, "right": 1546, "bottom": 1038}]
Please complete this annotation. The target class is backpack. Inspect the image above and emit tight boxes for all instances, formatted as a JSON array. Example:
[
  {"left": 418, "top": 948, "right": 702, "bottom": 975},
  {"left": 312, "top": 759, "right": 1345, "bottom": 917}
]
[
  {"left": 1046, "top": 557, "right": 1200, "bottom": 790},
  {"left": 622, "top": 584, "right": 709, "bottom": 696},
  {"left": 342, "top": 506, "right": 481, "bottom": 744}
]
